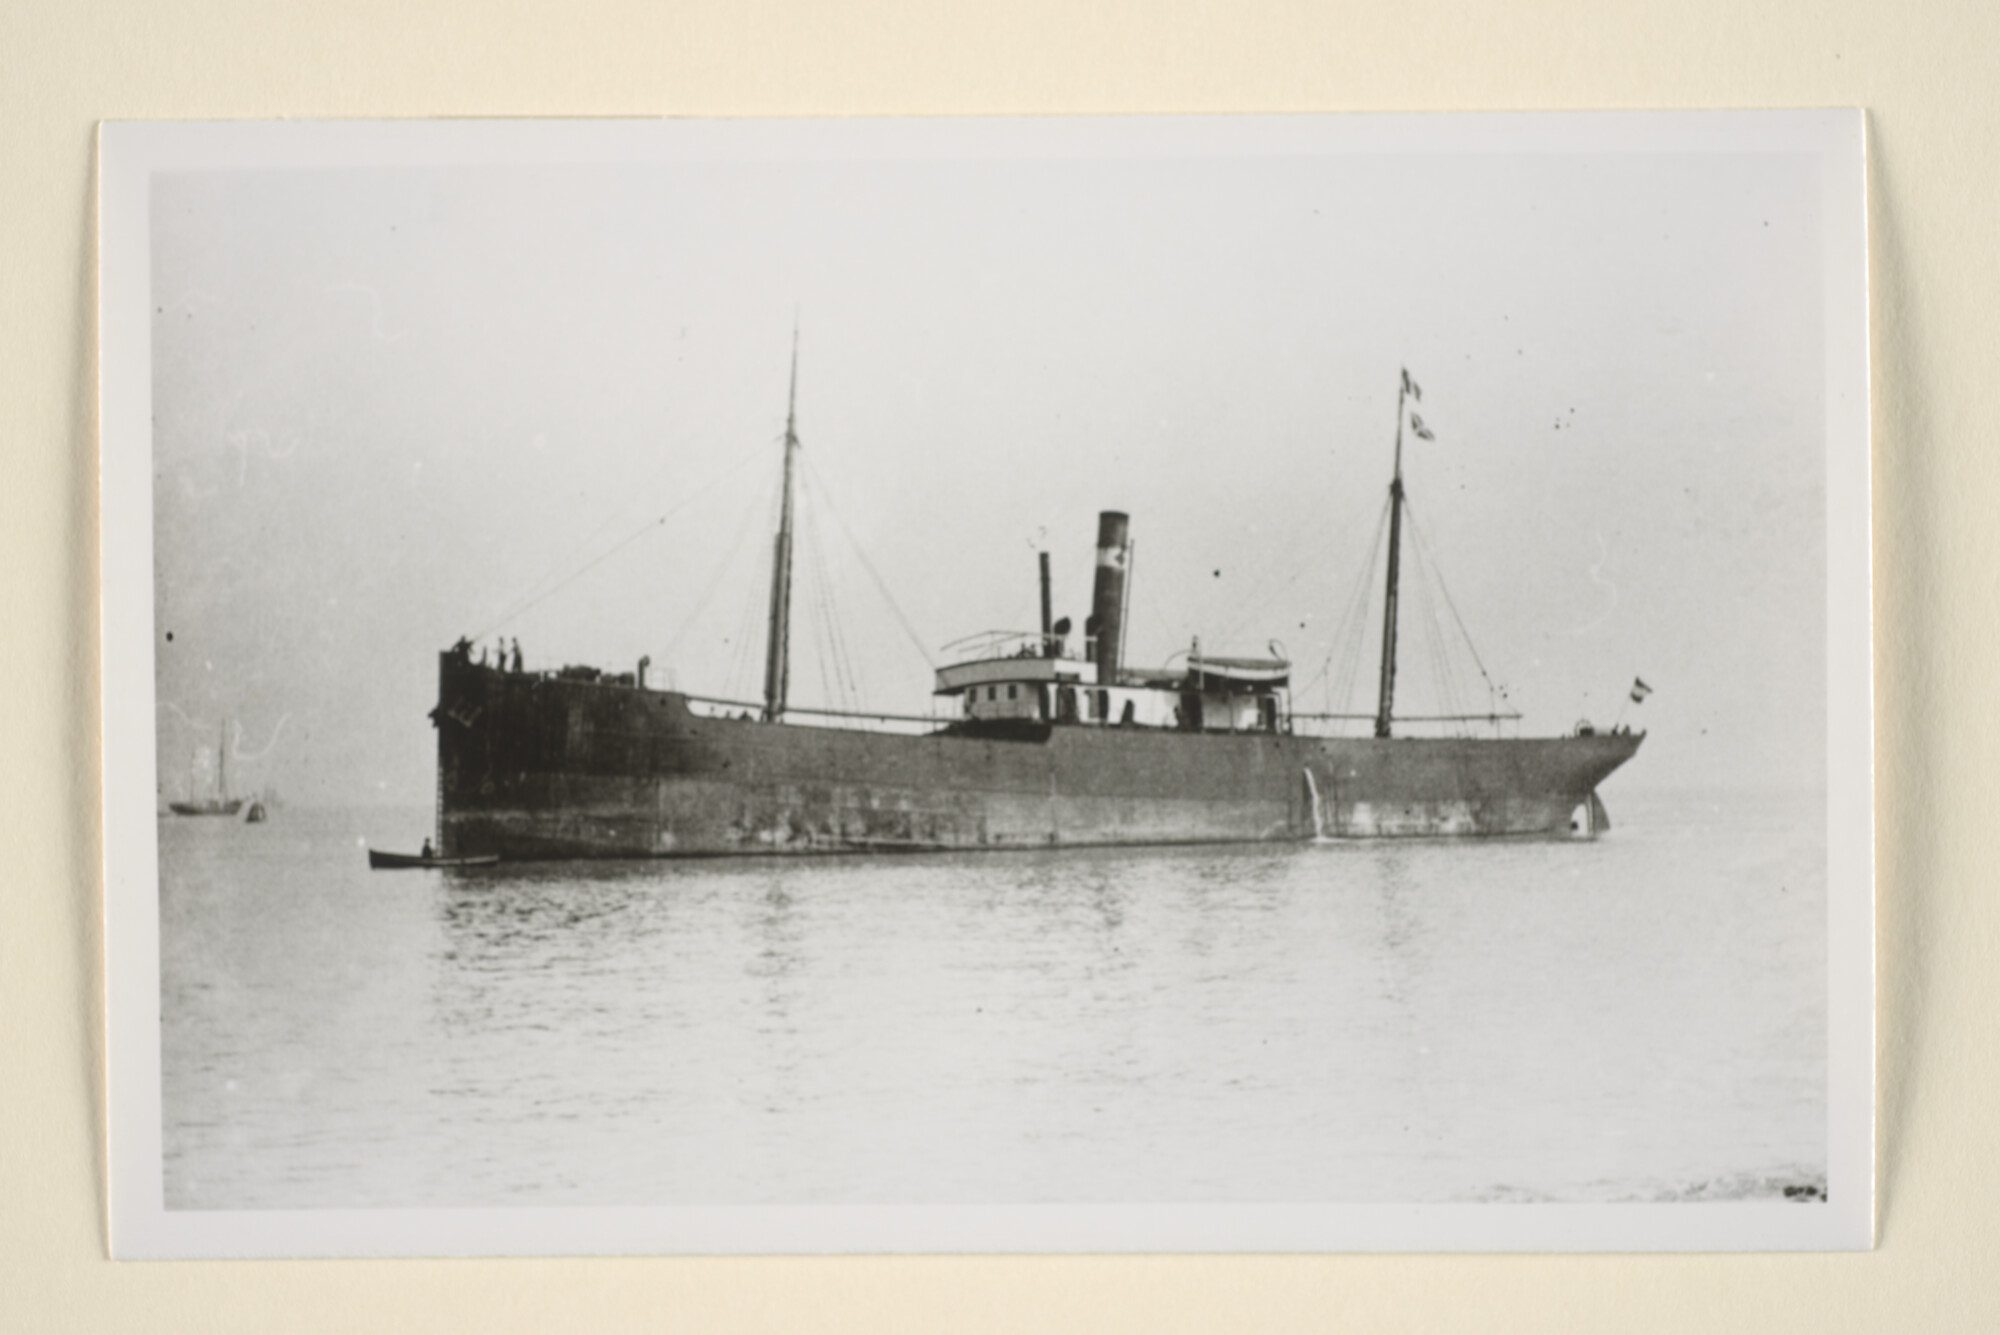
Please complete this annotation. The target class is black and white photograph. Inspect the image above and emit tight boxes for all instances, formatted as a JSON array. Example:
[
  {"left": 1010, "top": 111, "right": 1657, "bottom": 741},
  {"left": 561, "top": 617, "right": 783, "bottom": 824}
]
[{"left": 100, "top": 113, "right": 1871, "bottom": 1255}]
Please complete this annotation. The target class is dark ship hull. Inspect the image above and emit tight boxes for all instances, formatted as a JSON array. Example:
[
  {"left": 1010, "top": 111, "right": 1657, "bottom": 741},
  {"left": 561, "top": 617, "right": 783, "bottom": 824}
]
[{"left": 433, "top": 657, "right": 1642, "bottom": 860}]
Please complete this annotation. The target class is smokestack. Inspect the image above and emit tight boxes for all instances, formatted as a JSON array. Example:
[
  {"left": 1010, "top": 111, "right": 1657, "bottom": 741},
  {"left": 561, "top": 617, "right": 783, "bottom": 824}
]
[
  {"left": 1038, "top": 551, "right": 1054, "bottom": 656},
  {"left": 1090, "top": 511, "right": 1130, "bottom": 684}
]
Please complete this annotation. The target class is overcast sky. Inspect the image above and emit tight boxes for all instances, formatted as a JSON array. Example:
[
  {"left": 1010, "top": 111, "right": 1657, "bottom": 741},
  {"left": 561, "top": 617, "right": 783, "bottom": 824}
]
[{"left": 149, "top": 130, "right": 1831, "bottom": 806}]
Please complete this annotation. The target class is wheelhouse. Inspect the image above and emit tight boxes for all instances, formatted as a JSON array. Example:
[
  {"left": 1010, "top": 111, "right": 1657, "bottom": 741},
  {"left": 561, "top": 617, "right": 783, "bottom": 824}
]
[{"left": 933, "top": 634, "right": 1291, "bottom": 734}]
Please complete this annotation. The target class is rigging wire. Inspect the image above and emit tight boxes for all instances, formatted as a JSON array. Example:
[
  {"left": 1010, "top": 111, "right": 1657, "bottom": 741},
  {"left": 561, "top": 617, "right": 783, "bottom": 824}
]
[
  {"left": 1211, "top": 554, "right": 1327, "bottom": 656},
  {"left": 797, "top": 501, "right": 834, "bottom": 709},
  {"left": 1138, "top": 577, "right": 1183, "bottom": 661},
  {"left": 1402, "top": 497, "right": 1505, "bottom": 713},
  {"left": 660, "top": 474, "right": 768, "bottom": 663},
  {"left": 1208, "top": 477, "right": 1356, "bottom": 651},
  {"left": 1201, "top": 448, "right": 1350, "bottom": 643},
  {"left": 489, "top": 449, "right": 707, "bottom": 627},
  {"left": 802, "top": 456, "right": 937, "bottom": 669},
  {"left": 790, "top": 488, "right": 831, "bottom": 710},
  {"left": 825, "top": 545, "right": 864, "bottom": 707},
  {"left": 724, "top": 459, "right": 784, "bottom": 701},
  {"left": 1338, "top": 517, "right": 1388, "bottom": 720},
  {"left": 798, "top": 494, "right": 860, "bottom": 712},
  {"left": 1400, "top": 528, "right": 1441, "bottom": 724},
  {"left": 1338, "top": 509, "right": 1387, "bottom": 712},
  {"left": 806, "top": 544, "right": 838, "bottom": 711},
  {"left": 795, "top": 474, "right": 837, "bottom": 706},
  {"left": 1409, "top": 539, "right": 1462, "bottom": 732},
  {"left": 815, "top": 501, "right": 865, "bottom": 706},
  {"left": 470, "top": 449, "right": 765, "bottom": 642},
  {"left": 725, "top": 546, "right": 768, "bottom": 702},
  {"left": 1302, "top": 493, "right": 1389, "bottom": 720}
]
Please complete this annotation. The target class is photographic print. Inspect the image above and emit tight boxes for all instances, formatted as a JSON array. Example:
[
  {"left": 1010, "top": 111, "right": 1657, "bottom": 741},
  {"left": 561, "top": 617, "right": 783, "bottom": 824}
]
[{"left": 100, "top": 113, "right": 1871, "bottom": 1255}]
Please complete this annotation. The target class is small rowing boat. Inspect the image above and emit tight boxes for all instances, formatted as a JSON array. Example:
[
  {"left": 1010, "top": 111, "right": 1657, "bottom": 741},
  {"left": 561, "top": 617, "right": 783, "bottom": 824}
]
[{"left": 367, "top": 848, "right": 501, "bottom": 870}]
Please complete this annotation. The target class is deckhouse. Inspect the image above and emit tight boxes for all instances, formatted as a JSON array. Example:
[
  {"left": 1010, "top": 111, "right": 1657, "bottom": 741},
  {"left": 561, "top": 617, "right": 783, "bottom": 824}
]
[{"left": 931, "top": 511, "right": 1292, "bottom": 735}]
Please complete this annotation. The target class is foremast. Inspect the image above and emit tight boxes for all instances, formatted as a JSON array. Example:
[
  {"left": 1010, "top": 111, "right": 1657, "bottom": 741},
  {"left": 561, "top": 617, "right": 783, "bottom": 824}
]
[{"left": 762, "top": 327, "right": 802, "bottom": 722}]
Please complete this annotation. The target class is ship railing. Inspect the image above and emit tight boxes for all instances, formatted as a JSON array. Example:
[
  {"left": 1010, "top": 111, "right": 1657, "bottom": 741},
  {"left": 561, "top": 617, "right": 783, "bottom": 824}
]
[
  {"left": 937, "top": 628, "right": 1064, "bottom": 661},
  {"left": 681, "top": 694, "right": 951, "bottom": 735},
  {"left": 1287, "top": 711, "right": 1524, "bottom": 739}
]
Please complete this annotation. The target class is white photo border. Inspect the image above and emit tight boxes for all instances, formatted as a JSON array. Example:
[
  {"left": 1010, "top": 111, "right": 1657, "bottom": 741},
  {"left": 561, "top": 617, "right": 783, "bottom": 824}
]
[{"left": 101, "top": 111, "right": 1872, "bottom": 1257}]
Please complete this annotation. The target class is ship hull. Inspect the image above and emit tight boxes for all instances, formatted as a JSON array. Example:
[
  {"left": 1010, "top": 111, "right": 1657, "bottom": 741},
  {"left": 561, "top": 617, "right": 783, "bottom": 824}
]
[{"left": 434, "top": 659, "right": 1642, "bottom": 860}]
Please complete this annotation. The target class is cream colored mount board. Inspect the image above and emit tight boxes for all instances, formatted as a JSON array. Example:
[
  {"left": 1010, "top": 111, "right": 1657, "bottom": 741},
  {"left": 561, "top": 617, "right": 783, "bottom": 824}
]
[{"left": 101, "top": 111, "right": 1871, "bottom": 1257}]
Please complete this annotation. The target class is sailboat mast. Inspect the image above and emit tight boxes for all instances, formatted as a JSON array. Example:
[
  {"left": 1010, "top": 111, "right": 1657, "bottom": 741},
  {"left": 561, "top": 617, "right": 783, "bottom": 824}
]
[
  {"left": 762, "top": 328, "right": 801, "bottom": 722},
  {"left": 218, "top": 719, "right": 229, "bottom": 799},
  {"left": 1373, "top": 375, "right": 1408, "bottom": 740}
]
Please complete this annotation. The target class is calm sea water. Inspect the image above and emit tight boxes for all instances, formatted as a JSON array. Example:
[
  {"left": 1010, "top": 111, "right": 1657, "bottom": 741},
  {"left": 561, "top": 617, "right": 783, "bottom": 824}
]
[{"left": 159, "top": 790, "right": 1825, "bottom": 1208}]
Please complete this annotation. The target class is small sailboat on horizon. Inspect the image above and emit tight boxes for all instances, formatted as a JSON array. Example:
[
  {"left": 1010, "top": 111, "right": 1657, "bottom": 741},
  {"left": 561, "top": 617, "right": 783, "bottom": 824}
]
[{"left": 166, "top": 721, "right": 245, "bottom": 818}]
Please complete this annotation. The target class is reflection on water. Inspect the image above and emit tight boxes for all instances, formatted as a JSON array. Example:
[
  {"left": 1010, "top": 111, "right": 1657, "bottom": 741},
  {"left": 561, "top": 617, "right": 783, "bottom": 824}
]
[
  {"left": 160, "top": 792, "right": 1828, "bottom": 1208},
  {"left": 1371, "top": 848, "right": 1427, "bottom": 1007}
]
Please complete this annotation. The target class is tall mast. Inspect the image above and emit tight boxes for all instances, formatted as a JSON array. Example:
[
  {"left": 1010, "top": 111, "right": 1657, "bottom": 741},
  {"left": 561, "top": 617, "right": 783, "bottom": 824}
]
[
  {"left": 762, "top": 326, "right": 801, "bottom": 722},
  {"left": 1373, "top": 373, "right": 1408, "bottom": 739},
  {"left": 218, "top": 719, "right": 229, "bottom": 800}
]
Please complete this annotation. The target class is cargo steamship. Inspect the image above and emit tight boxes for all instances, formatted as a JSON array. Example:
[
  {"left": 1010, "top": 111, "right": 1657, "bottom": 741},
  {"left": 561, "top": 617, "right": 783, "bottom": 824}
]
[{"left": 428, "top": 358, "right": 1642, "bottom": 859}]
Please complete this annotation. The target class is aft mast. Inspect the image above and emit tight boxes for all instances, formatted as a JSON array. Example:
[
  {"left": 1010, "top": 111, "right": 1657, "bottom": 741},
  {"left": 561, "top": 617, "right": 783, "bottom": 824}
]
[
  {"left": 762, "top": 327, "right": 801, "bottom": 722},
  {"left": 1373, "top": 370, "right": 1414, "bottom": 739}
]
